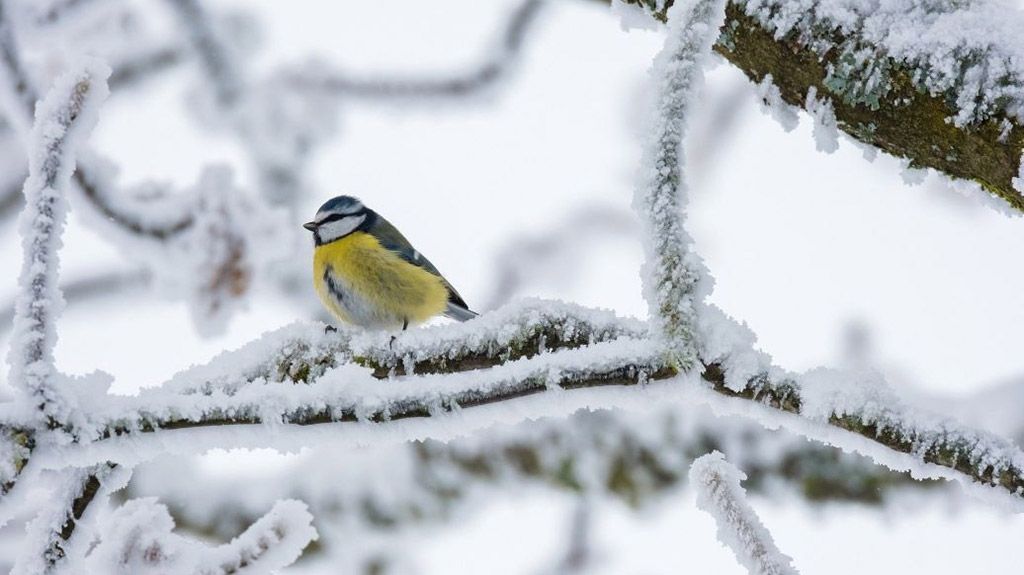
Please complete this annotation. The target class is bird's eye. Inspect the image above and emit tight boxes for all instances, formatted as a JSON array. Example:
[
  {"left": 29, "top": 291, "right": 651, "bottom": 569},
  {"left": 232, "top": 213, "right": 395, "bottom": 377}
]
[{"left": 317, "top": 213, "right": 347, "bottom": 225}]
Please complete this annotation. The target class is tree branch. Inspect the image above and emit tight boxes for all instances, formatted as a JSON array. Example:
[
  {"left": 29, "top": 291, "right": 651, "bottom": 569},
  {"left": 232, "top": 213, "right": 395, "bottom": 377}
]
[
  {"left": 7, "top": 59, "right": 109, "bottom": 427},
  {"left": 86, "top": 497, "right": 317, "bottom": 574},
  {"left": 12, "top": 463, "right": 118, "bottom": 575},
  {"left": 124, "top": 408, "right": 932, "bottom": 560},
  {"left": 690, "top": 451, "right": 800, "bottom": 575},
  {"left": 16, "top": 301, "right": 1017, "bottom": 507},
  {"left": 290, "top": 0, "right": 545, "bottom": 100},
  {"left": 633, "top": 0, "right": 723, "bottom": 369},
  {"left": 613, "top": 0, "right": 1024, "bottom": 211}
]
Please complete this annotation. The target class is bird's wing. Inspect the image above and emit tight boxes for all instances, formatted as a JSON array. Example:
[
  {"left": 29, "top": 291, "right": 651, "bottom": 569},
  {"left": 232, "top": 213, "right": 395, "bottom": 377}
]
[{"left": 367, "top": 214, "right": 473, "bottom": 311}]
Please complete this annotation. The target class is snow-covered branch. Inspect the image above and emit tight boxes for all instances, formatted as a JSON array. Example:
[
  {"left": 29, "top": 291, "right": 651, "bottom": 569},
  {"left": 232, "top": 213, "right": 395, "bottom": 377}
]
[
  {"left": 5, "top": 298, "right": 1011, "bottom": 506},
  {"left": 122, "top": 408, "right": 933, "bottom": 559},
  {"left": 634, "top": 0, "right": 723, "bottom": 369},
  {"left": 86, "top": 498, "right": 317, "bottom": 574},
  {"left": 7, "top": 60, "right": 109, "bottom": 427},
  {"left": 690, "top": 452, "right": 799, "bottom": 575},
  {"left": 614, "top": 0, "right": 1024, "bottom": 211},
  {"left": 12, "top": 463, "right": 120, "bottom": 575},
  {"left": 163, "top": 0, "right": 241, "bottom": 107},
  {"left": 0, "top": 2, "right": 196, "bottom": 240}
]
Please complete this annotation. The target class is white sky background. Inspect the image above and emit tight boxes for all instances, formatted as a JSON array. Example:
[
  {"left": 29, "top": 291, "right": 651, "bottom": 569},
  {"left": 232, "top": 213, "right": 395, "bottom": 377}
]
[{"left": 2, "top": 0, "right": 1024, "bottom": 572}]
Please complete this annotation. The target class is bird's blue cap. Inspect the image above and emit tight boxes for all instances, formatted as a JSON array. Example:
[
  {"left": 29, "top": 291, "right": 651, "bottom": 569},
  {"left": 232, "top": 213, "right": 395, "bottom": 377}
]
[
  {"left": 315, "top": 195, "right": 364, "bottom": 217},
  {"left": 304, "top": 195, "right": 366, "bottom": 232}
]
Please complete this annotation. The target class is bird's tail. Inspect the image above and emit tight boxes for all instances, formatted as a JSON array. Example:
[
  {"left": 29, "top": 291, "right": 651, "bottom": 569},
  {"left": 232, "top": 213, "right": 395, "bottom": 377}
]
[{"left": 444, "top": 302, "right": 478, "bottom": 322}]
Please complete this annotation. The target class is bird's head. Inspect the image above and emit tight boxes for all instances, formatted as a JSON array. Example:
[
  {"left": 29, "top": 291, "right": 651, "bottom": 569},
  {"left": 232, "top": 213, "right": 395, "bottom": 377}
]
[{"left": 304, "top": 195, "right": 370, "bottom": 245}]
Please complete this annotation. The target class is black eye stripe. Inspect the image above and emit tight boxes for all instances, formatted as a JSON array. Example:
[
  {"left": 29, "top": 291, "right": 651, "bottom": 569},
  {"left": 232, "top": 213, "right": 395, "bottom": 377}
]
[{"left": 318, "top": 210, "right": 364, "bottom": 225}]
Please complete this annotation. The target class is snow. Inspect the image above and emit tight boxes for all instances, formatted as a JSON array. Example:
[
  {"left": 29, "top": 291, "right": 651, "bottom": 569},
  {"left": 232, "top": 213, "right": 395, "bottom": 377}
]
[
  {"left": 633, "top": 0, "right": 725, "bottom": 368},
  {"left": 610, "top": 0, "right": 660, "bottom": 32},
  {"left": 754, "top": 74, "right": 798, "bottom": 132},
  {"left": 739, "top": 0, "right": 1024, "bottom": 126},
  {"left": 355, "top": 298, "right": 647, "bottom": 374},
  {"left": 697, "top": 303, "right": 772, "bottom": 393},
  {"left": 690, "top": 451, "right": 799, "bottom": 575},
  {"left": 803, "top": 87, "right": 838, "bottom": 153}
]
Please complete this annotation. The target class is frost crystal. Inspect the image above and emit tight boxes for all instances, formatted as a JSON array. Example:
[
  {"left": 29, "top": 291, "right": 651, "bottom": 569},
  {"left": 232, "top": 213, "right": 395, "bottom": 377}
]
[
  {"left": 690, "top": 452, "right": 800, "bottom": 575},
  {"left": 804, "top": 86, "right": 838, "bottom": 153},
  {"left": 754, "top": 74, "right": 798, "bottom": 132}
]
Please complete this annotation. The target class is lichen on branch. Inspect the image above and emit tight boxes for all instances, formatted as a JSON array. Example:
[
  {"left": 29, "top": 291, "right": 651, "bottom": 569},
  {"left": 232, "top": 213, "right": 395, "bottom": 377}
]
[{"left": 615, "top": 0, "right": 1024, "bottom": 210}]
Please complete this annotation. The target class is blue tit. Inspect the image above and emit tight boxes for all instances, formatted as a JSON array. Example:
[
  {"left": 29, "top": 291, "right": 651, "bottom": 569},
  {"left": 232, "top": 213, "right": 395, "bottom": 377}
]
[{"left": 303, "top": 195, "right": 478, "bottom": 330}]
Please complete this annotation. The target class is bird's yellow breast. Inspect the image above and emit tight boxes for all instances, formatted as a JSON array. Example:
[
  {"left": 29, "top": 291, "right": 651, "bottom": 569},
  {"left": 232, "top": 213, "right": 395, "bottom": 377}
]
[{"left": 313, "top": 232, "right": 449, "bottom": 328}]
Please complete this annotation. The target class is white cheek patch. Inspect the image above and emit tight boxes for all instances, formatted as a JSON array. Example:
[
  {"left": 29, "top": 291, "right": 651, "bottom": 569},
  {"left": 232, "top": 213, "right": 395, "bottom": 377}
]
[{"left": 317, "top": 214, "right": 366, "bottom": 243}]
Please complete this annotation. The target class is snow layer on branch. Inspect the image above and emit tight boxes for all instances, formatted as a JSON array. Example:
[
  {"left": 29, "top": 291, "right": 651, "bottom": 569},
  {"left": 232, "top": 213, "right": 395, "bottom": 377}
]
[
  {"left": 125, "top": 402, "right": 918, "bottom": 554},
  {"left": 697, "top": 304, "right": 774, "bottom": 393},
  {"left": 804, "top": 87, "right": 838, "bottom": 153},
  {"left": 739, "top": 0, "right": 1024, "bottom": 126},
  {"left": 690, "top": 452, "right": 799, "bottom": 575},
  {"left": 70, "top": 160, "right": 290, "bottom": 337},
  {"left": 798, "top": 366, "right": 1024, "bottom": 494},
  {"left": 87, "top": 498, "right": 317, "bottom": 574},
  {"left": 356, "top": 298, "right": 647, "bottom": 374},
  {"left": 634, "top": 0, "right": 725, "bottom": 368},
  {"left": 754, "top": 74, "right": 798, "bottom": 132},
  {"left": 74, "top": 336, "right": 662, "bottom": 445},
  {"left": 610, "top": 0, "right": 661, "bottom": 31},
  {"left": 160, "top": 321, "right": 351, "bottom": 396},
  {"left": 7, "top": 59, "right": 109, "bottom": 424}
]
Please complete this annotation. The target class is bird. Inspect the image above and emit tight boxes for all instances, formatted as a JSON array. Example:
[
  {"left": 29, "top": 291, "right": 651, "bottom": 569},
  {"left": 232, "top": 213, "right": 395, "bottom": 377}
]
[{"left": 303, "top": 195, "right": 478, "bottom": 331}]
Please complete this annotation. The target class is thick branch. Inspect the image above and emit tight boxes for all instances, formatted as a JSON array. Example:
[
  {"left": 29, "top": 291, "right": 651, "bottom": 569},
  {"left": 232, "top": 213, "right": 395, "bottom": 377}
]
[
  {"left": 615, "top": 0, "right": 1024, "bottom": 211},
  {"left": 36, "top": 301, "right": 1024, "bottom": 506},
  {"left": 126, "top": 407, "right": 930, "bottom": 555}
]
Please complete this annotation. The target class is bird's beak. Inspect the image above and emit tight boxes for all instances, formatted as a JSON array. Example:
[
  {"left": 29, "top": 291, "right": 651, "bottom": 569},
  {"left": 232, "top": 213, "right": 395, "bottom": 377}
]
[{"left": 302, "top": 221, "right": 318, "bottom": 232}]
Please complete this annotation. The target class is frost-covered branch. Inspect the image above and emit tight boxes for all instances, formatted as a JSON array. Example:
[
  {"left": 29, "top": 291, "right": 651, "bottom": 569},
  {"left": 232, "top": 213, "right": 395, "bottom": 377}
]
[
  {"left": 0, "top": 268, "right": 150, "bottom": 334},
  {"left": 292, "top": 0, "right": 545, "bottom": 100},
  {"left": 86, "top": 498, "right": 317, "bottom": 574},
  {"left": 634, "top": 0, "right": 723, "bottom": 369},
  {"left": 12, "top": 463, "right": 119, "bottom": 575},
  {"left": 123, "top": 408, "right": 932, "bottom": 557},
  {"left": 0, "top": 2, "right": 197, "bottom": 240},
  {"left": 163, "top": 0, "right": 241, "bottom": 107},
  {"left": 613, "top": 0, "right": 1024, "bottom": 211},
  {"left": 690, "top": 452, "right": 799, "bottom": 575},
  {"left": 7, "top": 61, "right": 109, "bottom": 426},
  {"left": 16, "top": 299, "right": 1013, "bottom": 506}
]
